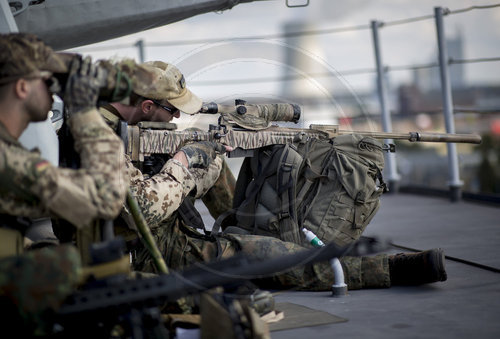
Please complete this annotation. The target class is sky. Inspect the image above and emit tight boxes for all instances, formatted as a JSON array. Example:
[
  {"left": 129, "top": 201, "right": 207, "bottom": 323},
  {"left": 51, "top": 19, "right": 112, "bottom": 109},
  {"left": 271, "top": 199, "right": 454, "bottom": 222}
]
[{"left": 68, "top": 0, "right": 500, "bottom": 107}]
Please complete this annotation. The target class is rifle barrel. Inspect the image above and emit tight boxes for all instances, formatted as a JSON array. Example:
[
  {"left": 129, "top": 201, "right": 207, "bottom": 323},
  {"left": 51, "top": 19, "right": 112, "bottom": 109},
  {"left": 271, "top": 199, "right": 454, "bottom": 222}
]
[{"left": 343, "top": 130, "right": 482, "bottom": 144}]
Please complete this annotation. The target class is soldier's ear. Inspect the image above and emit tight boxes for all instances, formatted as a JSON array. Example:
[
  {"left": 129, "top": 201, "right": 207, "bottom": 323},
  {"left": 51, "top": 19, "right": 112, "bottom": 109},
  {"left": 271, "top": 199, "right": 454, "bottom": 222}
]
[
  {"left": 14, "top": 78, "right": 30, "bottom": 100},
  {"left": 140, "top": 100, "right": 155, "bottom": 115}
]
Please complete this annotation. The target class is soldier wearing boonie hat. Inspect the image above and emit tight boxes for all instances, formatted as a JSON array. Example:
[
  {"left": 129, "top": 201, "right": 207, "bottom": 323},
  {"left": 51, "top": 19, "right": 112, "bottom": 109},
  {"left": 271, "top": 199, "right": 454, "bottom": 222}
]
[
  {"left": 101, "top": 61, "right": 203, "bottom": 125},
  {"left": 99, "top": 60, "right": 232, "bottom": 234}
]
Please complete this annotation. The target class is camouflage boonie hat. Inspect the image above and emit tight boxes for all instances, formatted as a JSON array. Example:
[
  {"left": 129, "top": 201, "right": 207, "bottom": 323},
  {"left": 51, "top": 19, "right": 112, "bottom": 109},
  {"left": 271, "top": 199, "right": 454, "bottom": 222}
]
[
  {"left": 0, "top": 33, "right": 67, "bottom": 85},
  {"left": 137, "top": 61, "right": 203, "bottom": 114}
]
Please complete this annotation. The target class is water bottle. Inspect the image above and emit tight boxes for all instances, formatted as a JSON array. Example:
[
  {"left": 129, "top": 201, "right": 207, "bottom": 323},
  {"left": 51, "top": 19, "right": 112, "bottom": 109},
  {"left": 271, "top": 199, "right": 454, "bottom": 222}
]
[{"left": 302, "top": 228, "right": 325, "bottom": 248}]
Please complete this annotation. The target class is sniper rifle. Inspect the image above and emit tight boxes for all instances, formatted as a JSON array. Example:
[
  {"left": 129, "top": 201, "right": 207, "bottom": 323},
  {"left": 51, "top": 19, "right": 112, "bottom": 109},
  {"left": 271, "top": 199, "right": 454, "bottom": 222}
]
[{"left": 124, "top": 99, "right": 482, "bottom": 165}]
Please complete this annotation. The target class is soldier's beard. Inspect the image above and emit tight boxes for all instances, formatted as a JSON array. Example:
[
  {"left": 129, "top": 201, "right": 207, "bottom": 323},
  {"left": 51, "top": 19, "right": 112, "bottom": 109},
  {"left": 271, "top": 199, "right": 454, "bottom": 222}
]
[{"left": 25, "top": 85, "right": 52, "bottom": 123}]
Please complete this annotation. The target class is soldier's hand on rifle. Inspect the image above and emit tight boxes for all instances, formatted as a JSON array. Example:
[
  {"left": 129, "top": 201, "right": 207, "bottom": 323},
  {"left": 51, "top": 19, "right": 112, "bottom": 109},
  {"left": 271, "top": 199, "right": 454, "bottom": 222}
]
[
  {"left": 63, "top": 56, "right": 102, "bottom": 115},
  {"left": 176, "top": 141, "right": 232, "bottom": 169}
]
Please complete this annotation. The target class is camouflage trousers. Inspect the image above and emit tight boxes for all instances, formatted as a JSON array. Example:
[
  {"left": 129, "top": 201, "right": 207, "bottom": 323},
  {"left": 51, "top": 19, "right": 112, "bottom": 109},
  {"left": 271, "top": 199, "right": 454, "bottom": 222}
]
[
  {"left": 0, "top": 244, "right": 81, "bottom": 333},
  {"left": 133, "top": 219, "right": 390, "bottom": 291}
]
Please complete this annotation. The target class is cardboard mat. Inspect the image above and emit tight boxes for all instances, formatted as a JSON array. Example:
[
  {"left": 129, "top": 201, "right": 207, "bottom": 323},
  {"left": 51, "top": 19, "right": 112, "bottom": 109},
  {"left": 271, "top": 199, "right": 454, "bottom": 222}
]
[{"left": 268, "top": 302, "right": 348, "bottom": 332}]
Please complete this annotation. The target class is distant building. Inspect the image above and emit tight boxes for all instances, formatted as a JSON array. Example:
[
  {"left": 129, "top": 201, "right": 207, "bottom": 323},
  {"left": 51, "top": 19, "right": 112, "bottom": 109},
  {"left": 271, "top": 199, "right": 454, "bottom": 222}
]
[
  {"left": 280, "top": 21, "right": 379, "bottom": 126},
  {"left": 413, "top": 33, "right": 465, "bottom": 91},
  {"left": 397, "top": 31, "right": 500, "bottom": 135}
]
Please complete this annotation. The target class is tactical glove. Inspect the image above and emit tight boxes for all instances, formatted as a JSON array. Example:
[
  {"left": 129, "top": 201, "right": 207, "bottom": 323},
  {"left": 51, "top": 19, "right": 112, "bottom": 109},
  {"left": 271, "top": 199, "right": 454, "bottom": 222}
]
[
  {"left": 63, "top": 56, "right": 102, "bottom": 115},
  {"left": 180, "top": 141, "right": 226, "bottom": 169}
]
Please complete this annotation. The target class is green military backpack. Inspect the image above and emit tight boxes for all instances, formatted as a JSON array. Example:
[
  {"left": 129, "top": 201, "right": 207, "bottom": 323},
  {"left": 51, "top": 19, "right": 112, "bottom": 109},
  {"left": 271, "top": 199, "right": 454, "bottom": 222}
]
[{"left": 215, "top": 133, "right": 388, "bottom": 249}]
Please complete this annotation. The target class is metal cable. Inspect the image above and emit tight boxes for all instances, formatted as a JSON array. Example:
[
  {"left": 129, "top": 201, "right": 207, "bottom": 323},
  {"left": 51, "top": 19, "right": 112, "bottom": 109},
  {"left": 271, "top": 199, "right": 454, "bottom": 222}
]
[
  {"left": 449, "top": 3, "right": 500, "bottom": 14},
  {"left": 382, "top": 14, "right": 435, "bottom": 27},
  {"left": 450, "top": 57, "right": 500, "bottom": 64}
]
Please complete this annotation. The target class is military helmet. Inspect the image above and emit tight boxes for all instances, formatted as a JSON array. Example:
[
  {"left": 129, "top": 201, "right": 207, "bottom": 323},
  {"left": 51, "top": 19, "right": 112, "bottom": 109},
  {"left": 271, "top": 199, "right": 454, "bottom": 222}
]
[
  {"left": 0, "top": 33, "right": 67, "bottom": 85},
  {"left": 136, "top": 61, "right": 202, "bottom": 114}
]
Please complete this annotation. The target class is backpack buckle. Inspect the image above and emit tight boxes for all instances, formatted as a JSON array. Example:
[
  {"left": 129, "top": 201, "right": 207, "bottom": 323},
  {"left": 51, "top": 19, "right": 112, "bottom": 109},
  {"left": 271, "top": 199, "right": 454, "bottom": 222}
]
[
  {"left": 278, "top": 212, "right": 290, "bottom": 220},
  {"left": 354, "top": 191, "right": 366, "bottom": 204},
  {"left": 282, "top": 162, "right": 294, "bottom": 172}
]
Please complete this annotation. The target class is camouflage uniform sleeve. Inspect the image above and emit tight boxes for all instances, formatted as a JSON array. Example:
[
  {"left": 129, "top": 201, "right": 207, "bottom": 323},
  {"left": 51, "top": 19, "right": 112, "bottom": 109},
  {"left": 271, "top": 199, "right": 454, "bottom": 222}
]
[
  {"left": 201, "top": 157, "right": 236, "bottom": 219},
  {"left": 126, "top": 155, "right": 196, "bottom": 228},
  {"left": 189, "top": 155, "right": 223, "bottom": 199},
  {"left": 0, "top": 109, "right": 128, "bottom": 228}
]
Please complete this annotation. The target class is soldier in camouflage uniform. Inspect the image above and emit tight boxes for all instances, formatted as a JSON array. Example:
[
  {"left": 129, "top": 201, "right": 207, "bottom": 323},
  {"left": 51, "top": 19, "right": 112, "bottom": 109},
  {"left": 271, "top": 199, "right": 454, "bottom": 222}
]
[
  {"left": 135, "top": 209, "right": 447, "bottom": 291},
  {"left": 0, "top": 34, "right": 127, "bottom": 230},
  {"left": 99, "top": 61, "right": 235, "bottom": 230},
  {"left": 102, "top": 61, "right": 446, "bottom": 292},
  {"left": 0, "top": 33, "right": 128, "bottom": 332}
]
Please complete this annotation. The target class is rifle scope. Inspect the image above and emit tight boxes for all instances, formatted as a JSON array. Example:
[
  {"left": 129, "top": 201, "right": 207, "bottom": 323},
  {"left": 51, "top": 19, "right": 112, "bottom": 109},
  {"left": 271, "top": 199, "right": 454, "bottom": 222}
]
[{"left": 200, "top": 100, "right": 301, "bottom": 123}]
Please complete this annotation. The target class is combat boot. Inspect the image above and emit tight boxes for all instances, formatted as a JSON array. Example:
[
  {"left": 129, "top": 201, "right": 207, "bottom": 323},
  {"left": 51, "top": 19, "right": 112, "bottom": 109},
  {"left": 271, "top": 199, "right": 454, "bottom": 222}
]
[{"left": 389, "top": 248, "right": 447, "bottom": 285}]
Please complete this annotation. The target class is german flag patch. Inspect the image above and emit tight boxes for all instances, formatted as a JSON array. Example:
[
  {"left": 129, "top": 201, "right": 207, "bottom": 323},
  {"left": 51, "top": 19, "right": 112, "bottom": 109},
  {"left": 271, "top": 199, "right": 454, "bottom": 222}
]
[{"left": 35, "top": 160, "right": 50, "bottom": 173}]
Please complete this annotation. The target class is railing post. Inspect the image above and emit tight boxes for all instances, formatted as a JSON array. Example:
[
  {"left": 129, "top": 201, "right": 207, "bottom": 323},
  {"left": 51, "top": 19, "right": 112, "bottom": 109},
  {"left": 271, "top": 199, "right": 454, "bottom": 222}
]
[
  {"left": 371, "top": 20, "right": 400, "bottom": 193},
  {"left": 434, "top": 7, "right": 463, "bottom": 202},
  {"left": 0, "top": 0, "right": 18, "bottom": 32},
  {"left": 135, "top": 39, "right": 145, "bottom": 63}
]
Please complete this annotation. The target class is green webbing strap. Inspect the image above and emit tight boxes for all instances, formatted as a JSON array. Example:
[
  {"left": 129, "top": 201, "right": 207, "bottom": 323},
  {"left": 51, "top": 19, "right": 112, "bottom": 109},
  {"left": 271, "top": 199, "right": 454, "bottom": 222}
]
[
  {"left": 126, "top": 189, "right": 168, "bottom": 274},
  {"left": 110, "top": 69, "right": 132, "bottom": 103}
]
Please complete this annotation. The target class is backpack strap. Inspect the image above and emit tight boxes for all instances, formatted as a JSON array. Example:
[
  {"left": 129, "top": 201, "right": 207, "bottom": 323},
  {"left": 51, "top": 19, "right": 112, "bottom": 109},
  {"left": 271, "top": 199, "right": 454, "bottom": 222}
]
[
  {"left": 177, "top": 198, "right": 206, "bottom": 231},
  {"left": 376, "top": 168, "right": 389, "bottom": 193},
  {"left": 296, "top": 160, "right": 323, "bottom": 204},
  {"left": 297, "top": 145, "right": 335, "bottom": 224},
  {"left": 232, "top": 157, "right": 253, "bottom": 209},
  {"left": 211, "top": 156, "right": 253, "bottom": 237},
  {"left": 212, "top": 146, "right": 282, "bottom": 236},
  {"left": 176, "top": 200, "right": 229, "bottom": 259},
  {"left": 211, "top": 208, "right": 236, "bottom": 236},
  {"left": 275, "top": 144, "right": 303, "bottom": 244}
]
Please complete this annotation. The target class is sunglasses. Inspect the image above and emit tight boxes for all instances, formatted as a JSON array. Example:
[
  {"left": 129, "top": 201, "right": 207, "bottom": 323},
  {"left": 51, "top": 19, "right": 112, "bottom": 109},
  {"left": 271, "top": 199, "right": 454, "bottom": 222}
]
[{"left": 150, "top": 99, "right": 177, "bottom": 113}]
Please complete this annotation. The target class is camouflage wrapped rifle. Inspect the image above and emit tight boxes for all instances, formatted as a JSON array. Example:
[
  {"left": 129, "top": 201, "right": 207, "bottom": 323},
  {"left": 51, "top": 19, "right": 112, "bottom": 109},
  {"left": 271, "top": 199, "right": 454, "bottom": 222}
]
[{"left": 125, "top": 100, "right": 482, "bottom": 162}]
